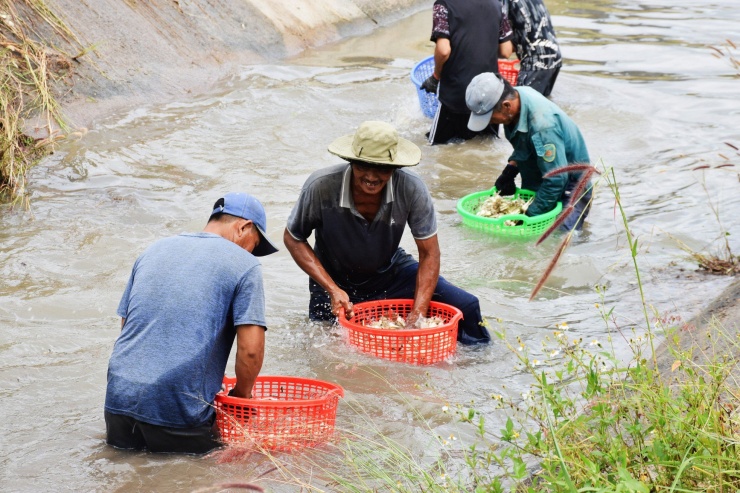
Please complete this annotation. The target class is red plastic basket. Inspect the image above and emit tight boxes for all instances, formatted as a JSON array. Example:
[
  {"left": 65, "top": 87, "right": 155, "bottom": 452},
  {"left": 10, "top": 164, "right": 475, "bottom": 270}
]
[
  {"left": 338, "top": 299, "right": 462, "bottom": 365},
  {"left": 215, "top": 375, "right": 344, "bottom": 451},
  {"left": 499, "top": 59, "right": 520, "bottom": 86}
]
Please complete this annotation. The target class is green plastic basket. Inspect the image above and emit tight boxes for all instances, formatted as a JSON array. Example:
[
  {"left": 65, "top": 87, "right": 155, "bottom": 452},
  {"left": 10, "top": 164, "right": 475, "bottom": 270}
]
[{"left": 456, "top": 187, "right": 562, "bottom": 239}]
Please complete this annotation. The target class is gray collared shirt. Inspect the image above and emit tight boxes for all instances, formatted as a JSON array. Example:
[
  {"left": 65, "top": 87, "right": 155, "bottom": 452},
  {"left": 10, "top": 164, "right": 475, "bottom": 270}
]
[{"left": 287, "top": 164, "right": 437, "bottom": 291}]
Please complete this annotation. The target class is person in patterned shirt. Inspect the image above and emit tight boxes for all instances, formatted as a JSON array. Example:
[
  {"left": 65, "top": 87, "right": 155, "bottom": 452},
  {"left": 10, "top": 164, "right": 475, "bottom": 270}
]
[
  {"left": 502, "top": 0, "right": 562, "bottom": 97},
  {"left": 421, "top": 0, "right": 514, "bottom": 145}
]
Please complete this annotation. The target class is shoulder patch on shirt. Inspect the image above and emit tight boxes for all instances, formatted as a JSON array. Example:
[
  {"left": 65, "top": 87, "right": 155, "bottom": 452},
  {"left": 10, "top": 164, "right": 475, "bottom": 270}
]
[{"left": 543, "top": 143, "right": 556, "bottom": 162}]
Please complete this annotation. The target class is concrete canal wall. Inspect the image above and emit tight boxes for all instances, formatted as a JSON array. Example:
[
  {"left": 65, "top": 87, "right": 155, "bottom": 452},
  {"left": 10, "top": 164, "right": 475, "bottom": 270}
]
[{"left": 35, "top": 0, "right": 429, "bottom": 128}]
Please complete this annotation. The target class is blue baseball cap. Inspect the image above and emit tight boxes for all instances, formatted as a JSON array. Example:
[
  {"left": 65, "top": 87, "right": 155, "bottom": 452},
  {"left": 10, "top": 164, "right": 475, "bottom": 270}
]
[{"left": 210, "top": 192, "right": 279, "bottom": 257}]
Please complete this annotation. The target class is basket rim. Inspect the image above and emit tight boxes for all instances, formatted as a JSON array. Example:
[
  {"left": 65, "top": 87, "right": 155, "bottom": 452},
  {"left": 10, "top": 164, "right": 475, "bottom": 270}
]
[
  {"left": 499, "top": 59, "right": 520, "bottom": 70},
  {"left": 338, "top": 298, "right": 463, "bottom": 336},
  {"left": 456, "top": 187, "right": 563, "bottom": 225},
  {"left": 217, "top": 375, "right": 345, "bottom": 407},
  {"left": 413, "top": 56, "right": 520, "bottom": 85},
  {"left": 410, "top": 55, "right": 434, "bottom": 86}
]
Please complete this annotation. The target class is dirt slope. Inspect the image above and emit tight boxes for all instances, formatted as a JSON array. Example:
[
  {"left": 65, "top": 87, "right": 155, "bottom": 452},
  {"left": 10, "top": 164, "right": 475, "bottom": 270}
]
[{"left": 28, "top": 0, "right": 427, "bottom": 131}]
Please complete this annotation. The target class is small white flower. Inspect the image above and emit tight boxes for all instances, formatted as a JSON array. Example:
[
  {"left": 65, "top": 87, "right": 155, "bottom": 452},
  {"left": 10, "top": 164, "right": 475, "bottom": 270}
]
[
  {"left": 532, "top": 359, "right": 540, "bottom": 366},
  {"left": 549, "top": 350, "right": 560, "bottom": 358},
  {"left": 442, "top": 405, "right": 448, "bottom": 412}
]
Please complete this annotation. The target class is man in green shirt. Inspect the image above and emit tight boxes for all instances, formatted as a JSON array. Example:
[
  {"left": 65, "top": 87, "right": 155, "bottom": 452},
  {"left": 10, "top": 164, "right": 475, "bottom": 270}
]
[{"left": 465, "top": 72, "right": 592, "bottom": 231}]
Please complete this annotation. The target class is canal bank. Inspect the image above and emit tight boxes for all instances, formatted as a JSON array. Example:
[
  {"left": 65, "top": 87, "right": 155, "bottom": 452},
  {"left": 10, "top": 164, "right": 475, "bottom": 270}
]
[
  {"left": 656, "top": 277, "right": 740, "bottom": 375},
  {"left": 22, "top": 0, "right": 428, "bottom": 134}
]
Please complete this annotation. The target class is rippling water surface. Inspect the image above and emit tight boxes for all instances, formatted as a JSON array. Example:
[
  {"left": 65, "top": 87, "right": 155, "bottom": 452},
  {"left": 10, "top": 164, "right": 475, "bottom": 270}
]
[{"left": 1, "top": 1, "right": 739, "bottom": 490}]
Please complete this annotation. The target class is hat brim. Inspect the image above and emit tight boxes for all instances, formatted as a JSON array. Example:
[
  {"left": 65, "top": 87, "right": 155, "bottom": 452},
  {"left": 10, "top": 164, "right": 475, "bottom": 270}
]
[
  {"left": 468, "top": 111, "right": 493, "bottom": 132},
  {"left": 327, "top": 134, "right": 421, "bottom": 167},
  {"left": 252, "top": 226, "right": 279, "bottom": 257}
]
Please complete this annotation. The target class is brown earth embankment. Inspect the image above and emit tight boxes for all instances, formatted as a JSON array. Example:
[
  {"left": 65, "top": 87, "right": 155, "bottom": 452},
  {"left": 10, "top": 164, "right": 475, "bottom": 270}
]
[{"left": 656, "top": 277, "right": 740, "bottom": 374}]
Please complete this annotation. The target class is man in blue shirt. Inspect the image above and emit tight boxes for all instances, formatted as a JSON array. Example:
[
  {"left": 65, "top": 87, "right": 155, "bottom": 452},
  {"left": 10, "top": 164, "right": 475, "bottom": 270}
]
[
  {"left": 284, "top": 121, "right": 490, "bottom": 345},
  {"left": 466, "top": 73, "right": 592, "bottom": 230},
  {"left": 105, "top": 193, "right": 279, "bottom": 454}
]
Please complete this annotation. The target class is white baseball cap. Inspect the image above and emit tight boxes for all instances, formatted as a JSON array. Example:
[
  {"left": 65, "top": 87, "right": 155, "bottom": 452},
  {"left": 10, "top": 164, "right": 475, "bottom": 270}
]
[{"left": 466, "top": 73, "right": 505, "bottom": 132}]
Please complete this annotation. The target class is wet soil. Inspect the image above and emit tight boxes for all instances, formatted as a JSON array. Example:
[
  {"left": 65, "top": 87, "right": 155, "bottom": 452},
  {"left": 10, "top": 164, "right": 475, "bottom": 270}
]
[{"left": 656, "top": 277, "right": 740, "bottom": 374}]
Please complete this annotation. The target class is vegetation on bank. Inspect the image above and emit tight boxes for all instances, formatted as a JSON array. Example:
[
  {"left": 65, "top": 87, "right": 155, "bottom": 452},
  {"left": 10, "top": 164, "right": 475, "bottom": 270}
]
[
  {"left": 314, "top": 168, "right": 740, "bottom": 492},
  {"left": 0, "top": 0, "right": 83, "bottom": 204},
  {"left": 211, "top": 166, "right": 740, "bottom": 492}
]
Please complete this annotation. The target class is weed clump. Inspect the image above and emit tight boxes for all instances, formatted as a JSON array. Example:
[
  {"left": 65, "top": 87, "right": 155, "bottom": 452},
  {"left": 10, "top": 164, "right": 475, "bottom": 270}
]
[
  {"left": 307, "top": 167, "right": 740, "bottom": 492},
  {"left": 0, "top": 0, "right": 82, "bottom": 204}
]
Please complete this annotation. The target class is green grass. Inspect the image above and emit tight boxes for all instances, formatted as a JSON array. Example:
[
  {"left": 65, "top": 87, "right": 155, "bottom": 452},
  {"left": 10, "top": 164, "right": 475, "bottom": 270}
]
[{"left": 243, "top": 165, "right": 740, "bottom": 492}]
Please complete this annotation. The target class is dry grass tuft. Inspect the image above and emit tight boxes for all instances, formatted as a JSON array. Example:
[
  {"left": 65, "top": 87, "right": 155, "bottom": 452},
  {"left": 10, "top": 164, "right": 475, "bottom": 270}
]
[
  {"left": 693, "top": 254, "right": 740, "bottom": 275},
  {"left": 0, "top": 0, "right": 84, "bottom": 204}
]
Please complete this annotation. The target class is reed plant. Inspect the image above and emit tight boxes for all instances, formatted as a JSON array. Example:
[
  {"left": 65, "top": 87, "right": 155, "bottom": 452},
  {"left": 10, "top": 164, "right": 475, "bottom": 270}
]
[
  {"left": 227, "top": 313, "right": 740, "bottom": 492},
  {"left": 0, "top": 0, "right": 82, "bottom": 204}
]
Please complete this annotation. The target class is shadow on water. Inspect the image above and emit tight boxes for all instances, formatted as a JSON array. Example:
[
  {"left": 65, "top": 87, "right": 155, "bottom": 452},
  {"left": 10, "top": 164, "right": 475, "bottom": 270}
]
[{"left": 1, "top": 0, "right": 739, "bottom": 490}]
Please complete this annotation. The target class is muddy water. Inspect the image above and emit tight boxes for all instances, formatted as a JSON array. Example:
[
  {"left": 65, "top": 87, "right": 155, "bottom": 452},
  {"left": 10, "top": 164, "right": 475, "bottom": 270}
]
[{"left": 2, "top": 1, "right": 740, "bottom": 491}]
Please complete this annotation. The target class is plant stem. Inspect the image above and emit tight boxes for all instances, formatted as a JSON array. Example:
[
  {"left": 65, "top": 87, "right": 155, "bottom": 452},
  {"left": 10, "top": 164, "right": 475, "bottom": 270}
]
[{"left": 606, "top": 166, "right": 658, "bottom": 373}]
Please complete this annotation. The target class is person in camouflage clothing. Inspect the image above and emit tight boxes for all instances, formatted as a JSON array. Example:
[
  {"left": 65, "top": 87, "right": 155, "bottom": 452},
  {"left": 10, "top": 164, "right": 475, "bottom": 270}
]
[{"left": 503, "top": 0, "right": 562, "bottom": 97}]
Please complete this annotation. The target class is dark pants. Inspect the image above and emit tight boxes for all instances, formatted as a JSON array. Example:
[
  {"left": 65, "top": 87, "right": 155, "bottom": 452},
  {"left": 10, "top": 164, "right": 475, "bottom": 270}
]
[
  {"left": 560, "top": 188, "right": 592, "bottom": 232},
  {"left": 309, "top": 263, "right": 490, "bottom": 345},
  {"left": 428, "top": 103, "right": 498, "bottom": 145},
  {"left": 517, "top": 67, "right": 560, "bottom": 97},
  {"left": 105, "top": 411, "right": 221, "bottom": 454}
]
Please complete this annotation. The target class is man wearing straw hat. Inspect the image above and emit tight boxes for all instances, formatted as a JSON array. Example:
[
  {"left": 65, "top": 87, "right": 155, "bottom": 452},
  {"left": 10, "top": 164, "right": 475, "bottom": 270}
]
[
  {"left": 284, "top": 121, "right": 490, "bottom": 345},
  {"left": 466, "top": 73, "right": 592, "bottom": 231},
  {"left": 104, "top": 193, "right": 279, "bottom": 454}
]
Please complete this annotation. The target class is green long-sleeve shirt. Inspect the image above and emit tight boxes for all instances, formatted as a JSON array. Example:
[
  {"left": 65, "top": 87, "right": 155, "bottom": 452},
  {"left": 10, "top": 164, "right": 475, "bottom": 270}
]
[{"left": 504, "top": 87, "right": 591, "bottom": 217}]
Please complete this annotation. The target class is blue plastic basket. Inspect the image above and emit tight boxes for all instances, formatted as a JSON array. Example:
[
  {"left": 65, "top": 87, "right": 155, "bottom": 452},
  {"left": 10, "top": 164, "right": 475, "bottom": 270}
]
[
  {"left": 410, "top": 57, "right": 521, "bottom": 119},
  {"left": 410, "top": 56, "right": 438, "bottom": 119}
]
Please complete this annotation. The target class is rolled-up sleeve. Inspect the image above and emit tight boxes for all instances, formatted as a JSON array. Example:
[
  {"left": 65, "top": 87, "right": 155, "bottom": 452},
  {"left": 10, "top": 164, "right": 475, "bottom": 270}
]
[
  {"left": 116, "top": 260, "right": 138, "bottom": 318},
  {"left": 233, "top": 264, "right": 267, "bottom": 328},
  {"left": 431, "top": 2, "right": 450, "bottom": 41},
  {"left": 407, "top": 178, "right": 438, "bottom": 240},
  {"left": 286, "top": 186, "right": 321, "bottom": 242}
]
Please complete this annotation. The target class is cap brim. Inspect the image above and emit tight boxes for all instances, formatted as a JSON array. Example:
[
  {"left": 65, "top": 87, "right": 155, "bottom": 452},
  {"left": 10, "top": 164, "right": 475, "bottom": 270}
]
[
  {"left": 468, "top": 111, "right": 493, "bottom": 132},
  {"left": 327, "top": 134, "right": 421, "bottom": 167},
  {"left": 252, "top": 226, "right": 279, "bottom": 257}
]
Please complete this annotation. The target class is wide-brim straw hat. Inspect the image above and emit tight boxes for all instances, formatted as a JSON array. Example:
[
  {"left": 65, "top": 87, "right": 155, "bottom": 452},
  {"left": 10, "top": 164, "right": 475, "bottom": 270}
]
[{"left": 328, "top": 121, "right": 421, "bottom": 167}]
